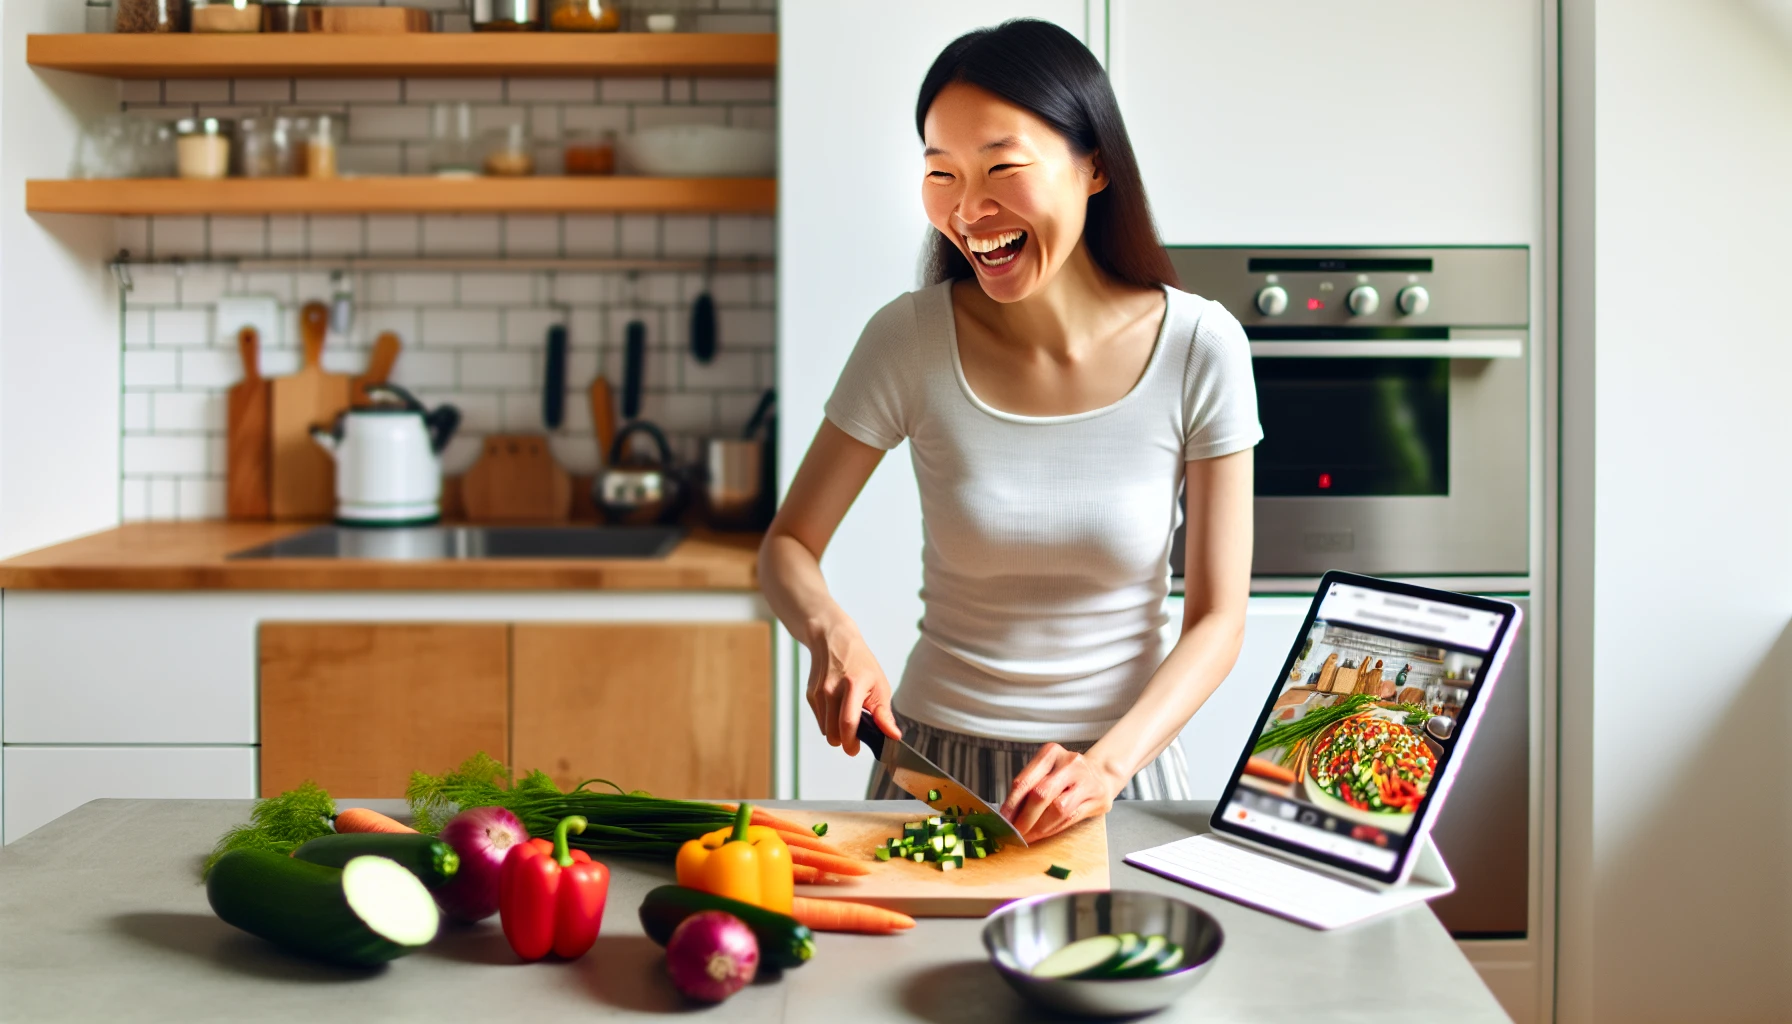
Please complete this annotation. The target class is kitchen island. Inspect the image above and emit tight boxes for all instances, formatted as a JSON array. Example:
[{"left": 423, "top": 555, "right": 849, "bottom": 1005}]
[{"left": 0, "top": 799, "right": 1508, "bottom": 1022}]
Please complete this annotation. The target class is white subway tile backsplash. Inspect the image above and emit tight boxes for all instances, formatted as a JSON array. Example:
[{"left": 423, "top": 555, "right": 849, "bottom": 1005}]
[
  {"left": 682, "top": 351, "right": 757, "bottom": 391},
  {"left": 340, "top": 143, "right": 406, "bottom": 176},
  {"left": 718, "top": 307, "right": 775, "bottom": 347},
  {"left": 125, "top": 351, "right": 179, "bottom": 388},
  {"left": 165, "top": 79, "right": 231, "bottom": 103},
  {"left": 559, "top": 106, "right": 630, "bottom": 135},
  {"left": 120, "top": 80, "right": 162, "bottom": 104},
  {"left": 209, "top": 217, "right": 268, "bottom": 257},
  {"left": 149, "top": 478, "right": 178, "bottom": 519},
  {"left": 694, "top": 78, "right": 776, "bottom": 103},
  {"left": 309, "top": 216, "right": 364, "bottom": 255},
  {"left": 717, "top": 215, "right": 775, "bottom": 256},
  {"left": 599, "top": 77, "right": 666, "bottom": 104},
  {"left": 116, "top": 217, "right": 150, "bottom": 257},
  {"left": 405, "top": 78, "right": 506, "bottom": 102},
  {"left": 662, "top": 216, "right": 713, "bottom": 257},
  {"left": 423, "top": 308, "right": 501, "bottom": 347},
  {"left": 461, "top": 351, "right": 537, "bottom": 390},
  {"left": 472, "top": 104, "right": 527, "bottom": 132},
  {"left": 666, "top": 78, "right": 693, "bottom": 104},
  {"left": 442, "top": 391, "right": 502, "bottom": 434},
  {"left": 632, "top": 105, "right": 729, "bottom": 130},
  {"left": 152, "top": 392, "right": 220, "bottom": 433},
  {"left": 563, "top": 215, "right": 618, "bottom": 256},
  {"left": 459, "top": 273, "right": 534, "bottom": 306},
  {"left": 348, "top": 104, "right": 432, "bottom": 142},
  {"left": 153, "top": 309, "right": 211, "bottom": 349},
  {"left": 362, "top": 306, "right": 420, "bottom": 342},
  {"left": 390, "top": 350, "right": 457, "bottom": 389},
  {"left": 366, "top": 215, "right": 421, "bottom": 256},
  {"left": 178, "top": 478, "right": 226, "bottom": 520},
  {"left": 506, "top": 78, "right": 597, "bottom": 103},
  {"left": 503, "top": 308, "right": 562, "bottom": 348},
  {"left": 499, "top": 390, "right": 546, "bottom": 431},
  {"left": 504, "top": 215, "right": 561, "bottom": 256},
  {"left": 121, "top": 477, "right": 150, "bottom": 521},
  {"left": 268, "top": 216, "right": 307, "bottom": 256},
  {"left": 422, "top": 215, "right": 502, "bottom": 255},
  {"left": 123, "top": 393, "right": 152, "bottom": 433},
  {"left": 152, "top": 217, "right": 208, "bottom": 257},
  {"left": 178, "top": 269, "right": 231, "bottom": 306},
  {"left": 296, "top": 79, "right": 402, "bottom": 103},
  {"left": 392, "top": 273, "right": 456, "bottom": 305},
  {"left": 124, "top": 436, "right": 208, "bottom": 475},
  {"left": 619, "top": 215, "right": 659, "bottom": 257},
  {"left": 232, "top": 79, "right": 294, "bottom": 104},
  {"left": 180, "top": 348, "right": 245, "bottom": 389},
  {"left": 124, "top": 310, "right": 153, "bottom": 350}
]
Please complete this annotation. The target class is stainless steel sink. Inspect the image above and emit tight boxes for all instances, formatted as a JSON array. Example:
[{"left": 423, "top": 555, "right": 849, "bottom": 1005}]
[{"left": 226, "top": 525, "right": 685, "bottom": 561}]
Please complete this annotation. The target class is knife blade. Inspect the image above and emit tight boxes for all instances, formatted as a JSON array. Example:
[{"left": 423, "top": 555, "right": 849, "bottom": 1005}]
[{"left": 856, "top": 717, "right": 1028, "bottom": 848}]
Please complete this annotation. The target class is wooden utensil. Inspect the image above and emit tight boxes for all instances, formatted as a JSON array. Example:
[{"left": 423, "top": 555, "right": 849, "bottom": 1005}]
[
  {"left": 461, "top": 435, "right": 572, "bottom": 523},
  {"left": 317, "top": 6, "right": 431, "bottom": 32},
  {"left": 351, "top": 331, "right": 402, "bottom": 406},
  {"left": 771, "top": 809, "right": 1109, "bottom": 917},
  {"left": 270, "top": 302, "right": 353, "bottom": 520},
  {"left": 225, "top": 327, "right": 271, "bottom": 520},
  {"left": 589, "top": 376, "right": 617, "bottom": 465}
]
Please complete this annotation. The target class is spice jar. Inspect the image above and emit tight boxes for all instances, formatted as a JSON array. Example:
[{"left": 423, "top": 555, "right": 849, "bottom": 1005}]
[
  {"left": 239, "top": 115, "right": 299, "bottom": 177},
  {"left": 429, "top": 102, "right": 479, "bottom": 176},
  {"left": 174, "top": 118, "right": 234, "bottom": 180},
  {"left": 562, "top": 129, "right": 615, "bottom": 176},
  {"left": 115, "top": 0, "right": 186, "bottom": 32},
  {"left": 481, "top": 124, "right": 534, "bottom": 177},
  {"left": 300, "top": 113, "right": 341, "bottom": 178},
  {"left": 545, "top": 0, "right": 617, "bottom": 31},
  {"left": 260, "top": 0, "right": 317, "bottom": 31},
  {"left": 85, "top": 0, "right": 117, "bottom": 32},
  {"left": 472, "top": 0, "right": 538, "bottom": 30},
  {"left": 191, "top": 0, "right": 261, "bottom": 32}
]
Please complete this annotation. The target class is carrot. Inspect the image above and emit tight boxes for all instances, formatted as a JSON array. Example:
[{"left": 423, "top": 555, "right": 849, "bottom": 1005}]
[
  {"left": 333, "top": 808, "right": 416, "bottom": 834},
  {"left": 791, "top": 864, "right": 848, "bottom": 885},
  {"left": 717, "top": 804, "right": 813, "bottom": 836},
  {"left": 1243, "top": 756, "right": 1298, "bottom": 785},
  {"left": 788, "top": 846, "right": 871, "bottom": 877},
  {"left": 771, "top": 827, "right": 850, "bottom": 858},
  {"left": 789, "top": 896, "right": 914, "bottom": 934}
]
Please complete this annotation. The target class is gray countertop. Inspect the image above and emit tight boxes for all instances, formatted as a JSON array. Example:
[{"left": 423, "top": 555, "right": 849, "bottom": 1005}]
[{"left": 0, "top": 799, "right": 1507, "bottom": 1023}]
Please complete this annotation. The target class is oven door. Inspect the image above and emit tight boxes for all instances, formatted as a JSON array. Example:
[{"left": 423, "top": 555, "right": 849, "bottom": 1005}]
[{"left": 1248, "top": 337, "right": 1528, "bottom": 576}]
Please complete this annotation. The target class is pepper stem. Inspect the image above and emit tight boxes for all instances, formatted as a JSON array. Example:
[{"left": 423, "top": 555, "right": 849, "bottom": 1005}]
[
  {"left": 554, "top": 815, "right": 587, "bottom": 867},
  {"left": 728, "top": 802, "right": 751, "bottom": 844}
]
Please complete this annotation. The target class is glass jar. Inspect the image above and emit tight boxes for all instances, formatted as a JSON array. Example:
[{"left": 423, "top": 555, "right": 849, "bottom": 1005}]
[
  {"left": 562, "top": 128, "right": 615, "bottom": 176},
  {"left": 174, "top": 118, "right": 234, "bottom": 180},
  {"left": 299, "top": 113, "right": 341, "bottom": 178},
  {"left": 260, "top": 0, "right": 317, "bottom": 31},
  {"left": 191, "top": 0, "right": 261, "bottom": 32},
  {"left": 544, "top": 0, "right": 617, "bottom": 31},
  {"left": 85, "top": 0, "right": 116, "bottom": 32},
  {"left": 472, "top": 0, "right": 538, "bottom": 31},
  {"left": 428, "top": 102, "right": 478, "bottom": 176},
  {"left": 239, "top": 115, "right": 299, "bottom": 177},
  {"left": 116, "top": 0, "right": 186, "bottom": 32},
  {"left": 481, "top": 124, "right": 534, "bottom": 177}
]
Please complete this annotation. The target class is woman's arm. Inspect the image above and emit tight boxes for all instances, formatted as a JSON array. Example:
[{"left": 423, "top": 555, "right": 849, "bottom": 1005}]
[
  {"left": 758, "top": 420, "right": 901, "bottom": 757},
  {"left": 1002, "top": 448, "right": 1254, "bottom": 841}
]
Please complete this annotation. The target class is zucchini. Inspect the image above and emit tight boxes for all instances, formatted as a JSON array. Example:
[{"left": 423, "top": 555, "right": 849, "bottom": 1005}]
[
  {"left": 206, "top": 849, "right": 440, "bottom": 967},
  {"left": 638, "top": 885, "right": 814, "bottom": 970},
  {"left": 292, "top": 833, "right": 460, "bottom": 890},
  {"left": 1032, "top": 934, "right": 1134, "bottom": 979}
]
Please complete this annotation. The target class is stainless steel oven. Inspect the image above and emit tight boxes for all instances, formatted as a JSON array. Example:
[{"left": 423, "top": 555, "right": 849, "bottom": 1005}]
[{"left": 1168, "top": 247, "right": 1529, "bottom": 576}]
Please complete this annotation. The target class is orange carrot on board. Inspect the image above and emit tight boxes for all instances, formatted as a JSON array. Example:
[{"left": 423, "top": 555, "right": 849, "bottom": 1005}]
[
  {"left": 333, "top": 808, "right": 416, "bottom": 834},
  {"left": 715, "top": 804, "right": 812, "bottom": 835},
  {"left": 771, "top": 827, "right": 850, "bottom": 858},
  {"left": 788, "top": 846, "right": 871, "bottom": 877},
  {"left": 791, "top": 864, "right": 848, "bottom": 885},
  {"left": 789, "top": 896, "right": 915, "bottom": 934},
  {"left": 1243, "top": 757, "right": 1298, "bottom": 785}
]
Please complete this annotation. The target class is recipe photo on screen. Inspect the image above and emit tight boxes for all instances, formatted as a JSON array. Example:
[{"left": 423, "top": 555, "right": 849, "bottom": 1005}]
[{"left": 1222, "top": 581, "right": 1508, "bottom": 874}]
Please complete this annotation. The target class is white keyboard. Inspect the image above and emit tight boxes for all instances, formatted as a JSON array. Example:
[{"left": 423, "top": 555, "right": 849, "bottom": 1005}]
[{"left": 1125, "top": 834, "right": 1445, "bottom": 930}]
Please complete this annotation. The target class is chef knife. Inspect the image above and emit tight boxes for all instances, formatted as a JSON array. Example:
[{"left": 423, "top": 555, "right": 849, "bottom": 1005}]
[{"left": 855, "top": 717, "right": 1028, "bottom": 848}]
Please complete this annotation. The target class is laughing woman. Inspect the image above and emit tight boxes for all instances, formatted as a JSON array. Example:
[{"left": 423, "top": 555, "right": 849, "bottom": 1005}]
[{"left": 759, "top": 20, "right": 1262, "bottom": 843}]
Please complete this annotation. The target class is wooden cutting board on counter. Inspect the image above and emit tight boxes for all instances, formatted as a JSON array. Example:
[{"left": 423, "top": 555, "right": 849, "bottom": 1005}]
[
  {"left": 461, "top": 435, "right": 572, "bottom": 523},
  {"left": 770, "top": 808, "right": 1109, "bottom": 917},
  {"left": 270, "top": 302, "right": 352, "bottom": 520}
]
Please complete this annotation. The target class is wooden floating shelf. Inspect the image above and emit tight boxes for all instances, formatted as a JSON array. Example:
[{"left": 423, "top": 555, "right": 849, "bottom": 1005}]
[
  {"left": 26, "top": 177, "right": 777, "bottom": 215},
  {"left": 25, "top": 32, "right": 776, "bottom": 79}
]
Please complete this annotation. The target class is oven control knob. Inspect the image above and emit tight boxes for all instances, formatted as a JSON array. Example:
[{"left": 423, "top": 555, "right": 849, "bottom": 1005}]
[
  {"left": 1397, "top": 285, "right": 1431, "bottom": 316},
  {"left": 1255, "top": 285, "right": 1289, "bottom": 317},
  {"left": 1347, "top": 285, "right": 1380, "bottom": 316}
]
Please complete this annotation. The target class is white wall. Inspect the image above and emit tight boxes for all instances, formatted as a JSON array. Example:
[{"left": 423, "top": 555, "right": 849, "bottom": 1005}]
[
  {"left": 0, "top": 0, "right": 122, "bottom": 559},
  {"left": 1558, "top": 2, "right": 1792, "bottom": 1020}
]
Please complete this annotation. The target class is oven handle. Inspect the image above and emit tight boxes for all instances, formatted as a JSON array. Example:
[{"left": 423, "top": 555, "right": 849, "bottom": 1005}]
[{"left": 1249, "top": 339, "right": 1523, "bottom": 359}]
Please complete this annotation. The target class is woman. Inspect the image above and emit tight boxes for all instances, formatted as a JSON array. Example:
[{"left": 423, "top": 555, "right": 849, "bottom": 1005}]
[{"left": 759, "top": 20, "right": 1261, "bottom": 843}]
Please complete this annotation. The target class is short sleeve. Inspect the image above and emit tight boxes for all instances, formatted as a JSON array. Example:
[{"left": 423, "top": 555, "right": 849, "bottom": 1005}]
[
  {"left": 823, "top": 292, "right": 923, "bottom": 451},
  {"left": 1182, "top": 300, "right": 1264, "bottom": 461}
]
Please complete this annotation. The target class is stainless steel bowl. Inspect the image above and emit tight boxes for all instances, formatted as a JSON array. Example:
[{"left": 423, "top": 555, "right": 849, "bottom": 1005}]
[{"left": 982, "top": 890, "right": 1223, "bottom": 1018}]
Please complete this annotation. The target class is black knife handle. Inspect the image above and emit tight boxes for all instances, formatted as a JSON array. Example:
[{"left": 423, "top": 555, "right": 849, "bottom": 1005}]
[{"left": 855, "top": 716, "right": 887, "bottom": 758}]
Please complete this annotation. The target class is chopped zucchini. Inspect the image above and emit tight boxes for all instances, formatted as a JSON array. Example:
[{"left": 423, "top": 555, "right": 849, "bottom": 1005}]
[
  {"left": 874, "top": 847, "right": 892, "bottom": 862},
  {"left": 939, "top": 858, "right": 959, "bottom": 872},
  {"left": 1031, "top": 935, "right": 1129, "bottom": 980},
  {"left": 811, "top": 822, "right": 829, "bottom": 837},
  {"left": 910, "top": 851, "right": 926, "bottom": 863},
  {"left": 1046, "top": 864, "right": 1072, "bottom": 880}
]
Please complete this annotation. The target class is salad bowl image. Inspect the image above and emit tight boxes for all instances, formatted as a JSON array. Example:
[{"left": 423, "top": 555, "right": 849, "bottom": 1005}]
[{"left": 1302, "top": 707, "right": 1443, "bottom": 836}]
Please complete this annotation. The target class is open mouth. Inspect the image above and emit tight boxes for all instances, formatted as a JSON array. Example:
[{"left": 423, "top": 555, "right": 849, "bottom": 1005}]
[{"left": 965, "top": 230, "right": 1028, "bottom": 268}]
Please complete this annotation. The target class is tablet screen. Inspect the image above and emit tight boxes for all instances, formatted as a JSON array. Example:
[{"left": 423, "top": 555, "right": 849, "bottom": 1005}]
[{"left": 1211, "top": 574, "right": 1517, "bottom": 883}]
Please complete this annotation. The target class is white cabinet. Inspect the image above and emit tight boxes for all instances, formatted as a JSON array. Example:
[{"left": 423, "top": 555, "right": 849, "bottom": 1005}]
[
  {"left": 1106, "top": 0, "right": 1543, "bottom": 245},
  {"left": 1173, "top": 596, "right": 1312, "bottom": 799},
  {"left": 2, "top": 745, "right": 256, "bottom": 843}
]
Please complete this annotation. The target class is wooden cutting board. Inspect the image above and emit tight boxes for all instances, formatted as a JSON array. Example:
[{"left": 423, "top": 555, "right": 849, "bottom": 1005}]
[
  {"left": 461, "top": 435, "right": 572, "bottom": 523},
  {"left": 270, "top": 302, "right": 353, "bottom": 520},
  {"left": 225, "top": 327, "right": 270, "bottom": 520},
  {"left": 771, "top": 808, "right": 1109, "bottom": 917}
]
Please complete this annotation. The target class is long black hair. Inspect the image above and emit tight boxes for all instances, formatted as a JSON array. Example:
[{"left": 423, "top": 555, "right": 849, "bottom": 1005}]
[{"left": 916, "top": 19, "right": 1178, "bottom": 290}]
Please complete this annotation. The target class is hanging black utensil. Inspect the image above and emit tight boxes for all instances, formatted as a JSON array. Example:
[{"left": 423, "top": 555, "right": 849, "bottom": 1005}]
[
  {"left": 690, "top": 259, "right": 718, "bottom": 364},
  {"left": 542, "top": 322, "right": 567, "bottom": 430},
  {"left": 622, "top": 319, "right": 646, "bottom": 420}
]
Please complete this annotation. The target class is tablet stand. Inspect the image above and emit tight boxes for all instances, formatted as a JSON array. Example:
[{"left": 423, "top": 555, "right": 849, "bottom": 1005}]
[{"left": 1123, "top": 832, "right": 1456, "bottom": 931}]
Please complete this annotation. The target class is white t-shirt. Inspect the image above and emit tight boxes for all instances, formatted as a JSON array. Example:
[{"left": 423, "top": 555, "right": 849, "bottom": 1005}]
[{"left": 824, "top": 281, "right": 1262, "bottom": 742}]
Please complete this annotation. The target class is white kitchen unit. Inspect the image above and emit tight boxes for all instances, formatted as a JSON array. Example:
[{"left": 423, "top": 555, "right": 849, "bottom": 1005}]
[{"left": 0, "top": 590, "right": 780, "bottom": 843}]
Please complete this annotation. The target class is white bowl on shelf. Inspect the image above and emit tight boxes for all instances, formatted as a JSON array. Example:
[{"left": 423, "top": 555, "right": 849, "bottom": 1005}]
[{"left": 618, "top": 125, "right": 775, "bottom": 177}]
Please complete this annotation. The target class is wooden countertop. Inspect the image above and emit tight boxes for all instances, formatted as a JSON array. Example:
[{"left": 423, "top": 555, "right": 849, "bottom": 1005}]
[{"left": 0, "top": 522, "right": 760, "bottom": 591}]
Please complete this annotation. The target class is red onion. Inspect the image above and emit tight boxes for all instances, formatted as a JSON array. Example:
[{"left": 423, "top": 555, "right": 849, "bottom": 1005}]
[
  {"left": 666, "top": 911, "right": 759, "bottom": 1003},
  {"left": 433, "top": 806, "right": 529, "bottom": 922}
]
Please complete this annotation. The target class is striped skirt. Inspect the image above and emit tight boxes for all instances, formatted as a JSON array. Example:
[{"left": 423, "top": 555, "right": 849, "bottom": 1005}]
[{"left": 866, "top": 709, "right": 1192, "bottom": 804}]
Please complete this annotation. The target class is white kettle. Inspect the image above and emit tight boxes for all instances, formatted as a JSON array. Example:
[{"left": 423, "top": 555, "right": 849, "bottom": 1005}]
[{"left": 312, "top": 384, "right": 460, "bottom": 526}]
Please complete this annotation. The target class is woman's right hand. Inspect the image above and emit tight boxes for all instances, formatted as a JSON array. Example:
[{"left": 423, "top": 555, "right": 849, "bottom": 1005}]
[{"left": 807, "top": 620, "right": 901, "bottom": 757}]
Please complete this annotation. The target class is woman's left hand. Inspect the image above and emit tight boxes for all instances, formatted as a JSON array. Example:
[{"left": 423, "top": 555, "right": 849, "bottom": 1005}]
[{"left": 1000, "top": 744, "right": 1126, "bottom": 843}]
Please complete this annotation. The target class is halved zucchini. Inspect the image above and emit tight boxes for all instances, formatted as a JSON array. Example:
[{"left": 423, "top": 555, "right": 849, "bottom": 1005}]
[{"left": 207, "top": 849, "right": 440, "bottom": 967}]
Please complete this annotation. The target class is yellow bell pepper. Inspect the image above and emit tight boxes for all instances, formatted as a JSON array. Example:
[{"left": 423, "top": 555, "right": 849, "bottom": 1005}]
[{"left": 675, "top": 803, "right": 793, "bottom": 913}]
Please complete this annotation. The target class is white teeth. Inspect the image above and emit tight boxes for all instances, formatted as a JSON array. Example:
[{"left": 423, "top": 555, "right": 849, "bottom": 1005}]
[{"left": 965, "top": 230, "right": 1025, "bottom": 253}]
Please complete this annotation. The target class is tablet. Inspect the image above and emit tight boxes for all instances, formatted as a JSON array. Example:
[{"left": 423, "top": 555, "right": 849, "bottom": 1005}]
[{"left": 1209, "top": 571, "right": 1522, "bottom": 888}]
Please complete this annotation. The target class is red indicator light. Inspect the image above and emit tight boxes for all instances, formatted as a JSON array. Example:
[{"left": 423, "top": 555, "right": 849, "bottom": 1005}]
[
  {"left": 1307, "top": 298, "right": 1324, "bottom": 310},
  {"left": 1318, "top": 473, "right": 1333, "bottom": 489}
]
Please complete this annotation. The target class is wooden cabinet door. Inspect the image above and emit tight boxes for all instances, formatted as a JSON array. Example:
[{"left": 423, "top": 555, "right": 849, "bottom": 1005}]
[
  {"left": 511, "top": 623, "right": 772, "bottom": 799},
  {"left": 259, "top": 623, "right": 509, "bottom": 798}
]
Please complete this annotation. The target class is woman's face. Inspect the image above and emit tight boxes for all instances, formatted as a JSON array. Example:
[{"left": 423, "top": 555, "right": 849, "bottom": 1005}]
[{"left": 921, "top": 82, "right": 1107, "bottom": 303}]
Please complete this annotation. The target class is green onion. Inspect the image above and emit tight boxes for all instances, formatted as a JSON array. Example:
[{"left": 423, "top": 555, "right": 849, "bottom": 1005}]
[{"left": 811, "top": 822, "right": 829, "bottom": 837}]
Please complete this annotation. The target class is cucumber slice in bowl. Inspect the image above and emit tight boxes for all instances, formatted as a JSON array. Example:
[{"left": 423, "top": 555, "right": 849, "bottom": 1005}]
[
  {"left": 1106, "top": 934, "right": 1168, "bottom": 978},
  {"left": 1031, "top": 933, "right": 1142, "bottom": 980},
  {"left": 207, "top": 850, "right": 440, "bottom": 967}
]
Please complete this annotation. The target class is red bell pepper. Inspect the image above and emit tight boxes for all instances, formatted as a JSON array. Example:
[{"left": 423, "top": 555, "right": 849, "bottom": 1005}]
[{"left": 499, "top": 815, "right": 611, "bottom": 961}]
